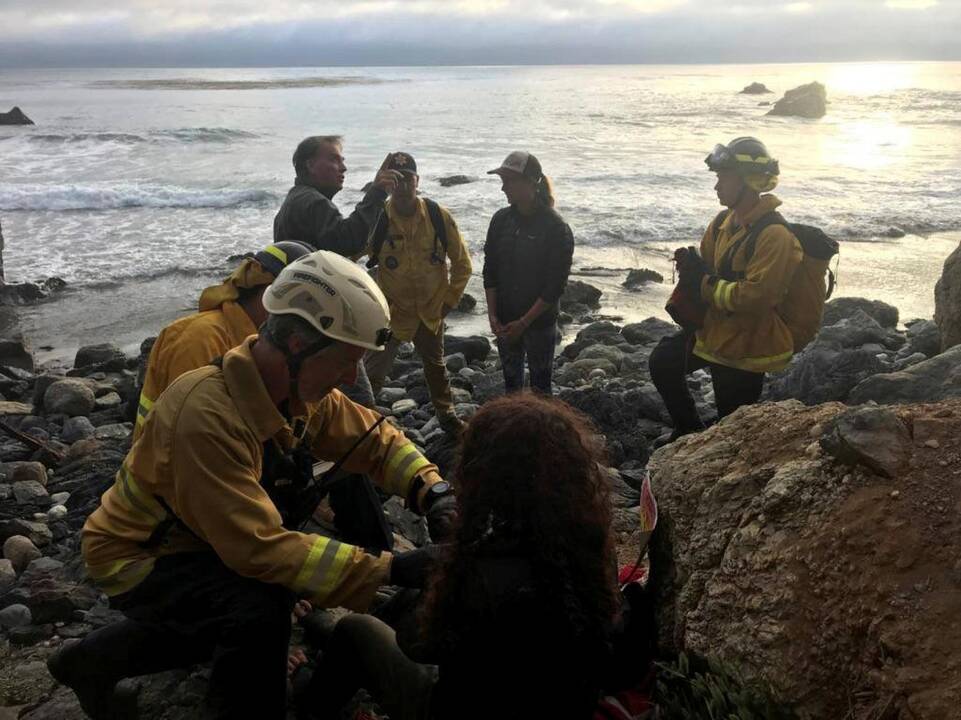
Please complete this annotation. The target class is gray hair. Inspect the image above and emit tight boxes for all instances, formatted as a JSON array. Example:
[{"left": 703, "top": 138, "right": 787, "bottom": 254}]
[
  {"left": 260, "top": 313, "right": 331, "bottom": 352},
  {"left": 293, "top": 135, "right": 344, "bottom": 178}
]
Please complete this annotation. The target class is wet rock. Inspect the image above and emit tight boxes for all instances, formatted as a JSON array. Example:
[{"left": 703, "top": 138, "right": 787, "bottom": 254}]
[
  {"left": 454, "top": 292, "right": 477, "bottom": 313},
  {"left": 376, "top": 388, "right": 406, "bottom": 406},
  {"left": 560, "top": 280, "right": 602, "bottom": 309},
  {"left": 934, "top": 241, "right": 961, "bottom": 352},
  {"left": 820, "top": 406, "right": 911, "bottom": 478},
  {"left": 2, "top": 557, "right": 99, "bottom": 624},
  {"left": 44, "top": 379, "right": 96, "bottom": 417},
  {"left": 437, "top": 174, "right": 475, "bottom": 187},
  {"left": 73, "top": 343, "right": 126, "bottom": 372},
  {"left": 849, "top": 344, "right": 961, "bottom": 405},
  {"left": 764, "top": 343, "right": 887, "bottom": 405},
  {"left": 444, "top": 335, "right": 491, "bottom": 364},
  {"left": 94, "top": 392, "right": 123, "bottom": 409},
  {"left": 0, "top": 603, "right": 32, "bottom": 628},
  {"left": 0, "top": 338, "right": 35, "bottom": 372},
  {"left": 0, "top": 279, "right": 66, "bottom": 306},
  {"left": 10, "top": 461, "right": 47, "bottom": 487},
  {"left": 391, "top": 399, "right": 418, "bottom": 416},
  {"left": 60, "top": 416, "right": 96, "bottom": 444},
  {"left": 621, "top": 317, "right": 677, "bottom": 346},
  {"left": 622, "top": 268, "right": 664, "bottom": 289},
  {"left": 904, "top": 319, "right": 941, "bottom": 358},
  {"left": 822, "top": 297, "right": 899, "bottom": 329},
  {"left": 0, "top": 106, "right": 34, "bottom": 125},
  {"left": 740, "top": 82, "right": 772, "bottom": 94},
  {"left": 444, "top": 352, "right": 467, "bottom": 373},
  {"left": 50, "top": 491, "right": 70, "bottom": 506},
  {"left": 767, "top": 81, "right": 827, "bottom": 119},
  {"left": 0, "top": 558, "right": 15, "bottom": 594},
  {"left": 817, "top": 310, "right": 904, "bottom": 350},
  {"left": 32, "top": 374, "right": 61, "bottom": 411}
]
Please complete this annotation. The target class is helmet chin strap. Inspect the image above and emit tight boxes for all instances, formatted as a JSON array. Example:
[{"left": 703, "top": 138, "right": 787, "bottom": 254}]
[{"left": 283, "top": 337, "right": 334, "bottom": 406}]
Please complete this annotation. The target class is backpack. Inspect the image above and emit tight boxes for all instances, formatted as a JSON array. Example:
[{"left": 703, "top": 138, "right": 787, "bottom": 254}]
[
  {"left": 366, "top": 198, "right": 448, "bottom": 269},
  {"left": 711, "top": 209, "right": 839, "bottom": 351}
]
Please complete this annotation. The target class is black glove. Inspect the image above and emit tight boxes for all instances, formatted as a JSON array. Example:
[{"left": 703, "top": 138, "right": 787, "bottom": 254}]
[
  {"left": 389, "top": 545, "right": 450, "bottom": 588},
  {"left": 677, "top": 246, "right": 709, "bottom": 295},
  {"left": 425, "top": 494, "right": 458, "bottom": 542}
]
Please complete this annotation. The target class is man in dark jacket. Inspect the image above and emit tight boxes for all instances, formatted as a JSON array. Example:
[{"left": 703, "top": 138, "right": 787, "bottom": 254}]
[{"left": 274, "top": 136, "right": 401, "bottom": 256}]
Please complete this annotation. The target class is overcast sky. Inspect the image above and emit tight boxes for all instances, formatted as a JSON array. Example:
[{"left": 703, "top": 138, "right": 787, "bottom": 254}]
[{"left": 1, "top": 0, "right": 958, "bottom": 67}]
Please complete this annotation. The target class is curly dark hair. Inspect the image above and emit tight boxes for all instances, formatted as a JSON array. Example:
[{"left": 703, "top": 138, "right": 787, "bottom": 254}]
[{"left": 421, "top": 393, "right": 618, "bottom": 650}]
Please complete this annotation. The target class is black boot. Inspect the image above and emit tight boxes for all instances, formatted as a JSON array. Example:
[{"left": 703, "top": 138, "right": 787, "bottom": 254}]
[{"left": 47, "top": 637, "right": 139, "bottom": 720}]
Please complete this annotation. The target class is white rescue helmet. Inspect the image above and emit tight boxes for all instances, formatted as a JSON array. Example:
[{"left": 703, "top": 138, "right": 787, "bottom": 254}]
[{"left": 262, "top": 250, "right": 392, "bottom": 351}]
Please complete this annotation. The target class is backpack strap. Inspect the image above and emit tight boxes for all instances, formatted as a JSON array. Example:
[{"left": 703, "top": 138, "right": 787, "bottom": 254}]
[
  {"left": 424, "top": 198, "right": 449, "bottom": 260},
  {"left": 719, "top": 211, "right": 787, "bottom": 281},
  {"left": 710, "top": 209, "right": 729, "bottom": 246}
]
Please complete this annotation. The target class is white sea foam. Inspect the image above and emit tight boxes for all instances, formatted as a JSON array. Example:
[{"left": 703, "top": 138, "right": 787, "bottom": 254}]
[{"left": 0, "top": 184, "right": 275, "bottom": 211}]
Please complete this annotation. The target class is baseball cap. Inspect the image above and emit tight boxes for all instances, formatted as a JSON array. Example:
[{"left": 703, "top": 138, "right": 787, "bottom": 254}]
[
  {"left": 487, "top": 151, "right": 543, "bottom": 181},
  {"left": 387, "top": 152, "right": 417, "bottom": 175}
]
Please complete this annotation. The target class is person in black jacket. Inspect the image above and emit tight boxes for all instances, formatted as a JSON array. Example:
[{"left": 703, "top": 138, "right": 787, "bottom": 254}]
[
  {"left": 296, "top": 393, "right": 618, "bottom": 720},
  {"left": 482, "top": 151, "right": 574, "bottom": 395},
  {"left": 274, "top": 136, "right": 401, "bottom": 257}
]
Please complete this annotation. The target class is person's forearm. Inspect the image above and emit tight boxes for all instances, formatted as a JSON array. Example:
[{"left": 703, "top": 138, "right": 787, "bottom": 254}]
[
  {"left": 485, "top": 287, "right": 499, "bottom": 321},
  {"left": 519, "top": 298, "right": 551, "bottom": 327}
]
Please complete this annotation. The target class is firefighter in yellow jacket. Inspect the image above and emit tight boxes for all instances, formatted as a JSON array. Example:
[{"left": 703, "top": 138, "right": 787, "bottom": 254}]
[
  {"left": 650, "top": 137, "right": 803, "bottom": 447},
  {"left": 133, "top": 240, "right": 312, "bottom": 441},
  {"left": 364, "top": 152, "right": 472, "bottom": 433},
  {"left": 48, "top": 251, "right": 456, "bottom": 720}
]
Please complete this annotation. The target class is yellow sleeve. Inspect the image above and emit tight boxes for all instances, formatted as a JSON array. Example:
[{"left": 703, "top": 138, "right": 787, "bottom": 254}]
[
  {"left": 442, "top": 209, "right": 473, "bottom": 308},
  {"left": 702, "top": 226, "right": 803, "bottom": 314},
  {"left": 306, "top": 390, "right": 444, "bottom": 508},
  {"left": 169, "top": 401, "right": 390, "bottom": 610}
]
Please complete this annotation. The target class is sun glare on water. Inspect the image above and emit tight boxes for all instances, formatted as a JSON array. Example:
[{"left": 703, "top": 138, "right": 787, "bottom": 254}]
[{"left": 824, "top": 62, "right": 920, "bottom": 95}]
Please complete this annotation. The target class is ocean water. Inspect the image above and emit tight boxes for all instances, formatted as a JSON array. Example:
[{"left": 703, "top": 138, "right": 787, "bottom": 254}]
[{"left": 1, "top": 63, "right": 960, "bottom": 361}]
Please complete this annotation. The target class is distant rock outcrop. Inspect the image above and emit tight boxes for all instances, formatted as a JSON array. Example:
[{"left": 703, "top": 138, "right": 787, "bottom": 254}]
[
  {"left": 0, "top": 107, "right": 34, "bottom": 126},
  {"left": 739, "top": 82, "right": 772, "bottom": 95},
  {"left": 934, "top": 241, "right": 961, "bottom": 352},
  {"left": 767, "top": 82, "right": 827, "bottom": 119},
  {"left": 622, "top": 268, "right": 664, "bottom": 290},
  {"left": 437, "top": 175, "right": 475, "bottom": 187}
]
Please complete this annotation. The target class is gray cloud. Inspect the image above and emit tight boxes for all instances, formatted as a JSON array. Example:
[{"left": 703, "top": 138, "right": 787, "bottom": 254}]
[{"left": 1, "top": 0, "right": 958, "bottom": 66}]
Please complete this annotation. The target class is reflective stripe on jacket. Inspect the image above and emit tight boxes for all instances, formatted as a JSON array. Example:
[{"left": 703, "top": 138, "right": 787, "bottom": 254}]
[
  {"left": 373, "top": 198, "right": 472, "bottom": 341},
  {"left": 85, "top": 338, "right": 443, "bottom": 610},
  {"left": 694, "top": 194, "right": 803, "bottom": 373},
  {"left": 133, "top": 300, "right": 255, "bottom": 442}
]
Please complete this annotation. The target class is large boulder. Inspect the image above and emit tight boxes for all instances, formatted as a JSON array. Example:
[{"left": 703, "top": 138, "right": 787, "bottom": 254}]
[
  {"left": 648, "top": 398, "right": 961, "bottom": 719},
  {"left": 444, "top": 335, "right": 491, "bottom": 364},
  {"left": 43, "top": 378, "right": 96, "bottom": 417},
  {"left": 740, "top": 82, "right": 772, "bottom": 94},
  {"left": 73, "top": 343, "right": 126, "bottom": 372},
  {"left": 767, "top": 81, "right": 827, "bottom": 119},
  {"left": 934, "top": 241, "right": 961, "bottom": 352},
  {"left": 764, "top": 342, "right": 887, "bottom": 404},
  {"left": 819, "top": 405, "right": 912, "bottom": 478},
  {"left": 560, "top": 280, "right": 602, "bottom": 309},
  {"left": 621, "top": 317, "right": 677, "bottom": 346},
  {"left": 816, "top": 309, "right": 903, "bottom": 350},
  {"left": 622, "top": 268, "right": 663, "bottom": 289},
  {"left": 0, "top": 338, "right": 35, "bottom": 372},
  {"left": 903, "top": 319, "right": 941, "bottom": 358},
  {"left": 0, "top": 106, "right": 34, "bottom": 125},
  {"left": 848, "top": 344, "right": 961, "bottom": 405},
  {"left": 822, "top": 297, "right": 899, "bottom": 329}
]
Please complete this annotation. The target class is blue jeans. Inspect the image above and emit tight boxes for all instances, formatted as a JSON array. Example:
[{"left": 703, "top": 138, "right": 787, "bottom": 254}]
[{"left": 496, "top": 321, "right": 557, "bottom": 395}]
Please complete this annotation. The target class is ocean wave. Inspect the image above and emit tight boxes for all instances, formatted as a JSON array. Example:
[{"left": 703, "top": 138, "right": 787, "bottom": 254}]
[
  {"left": 18, "top": 127, "right": 259, "bottom": 145},
  {"left": 0, "top": 184, "right": 277, "bottom": 211},
  {"left": 88, "top": 76, "right": 389, "bottom": 91}
]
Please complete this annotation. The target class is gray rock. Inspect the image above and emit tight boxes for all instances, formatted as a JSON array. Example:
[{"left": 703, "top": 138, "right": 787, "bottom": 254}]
[
  {"left": 0, "top": 603, "right": 32, "bottom": 628},
  {"left": 13, "top": 480, "right": 49, "bottom": 505},
  {"left": 50, "top": 491, "right": 70, "bottom": 506},
  {"left": 764, "top": 342, "right": 887, "bottom": 405},
  {"left": 622, "top": 268, "right": 664, "bottom": 289},
  {"left": 848, "top": 344, "right": 961, "bottom": 405},
  {"left": 3, "top": 535, "right": 42, "bottom": 574},
  {"left": 621, "top": 317, "right": 677, "bottom": 346},
  {"left": 94, "top": 391, "right": 123, "bottom": 409},
  {"left": 904, "top": 319, "right": 941, "bottom": 358},
  {"left": 767, "top": 81, "right": 827, "bottom": 118},
  {"left": 376, "top": 387, "right": 406, "bottom": 406},
  {"left": 817, "top": 310, "right": 905, "bottom": 350},
  {"left": 0, "top": 483, "right": 9, "bottom": 500},
  {"left": 74, "top": 343, "right": 126, "bottom": 371},
  {"left": 893, "top": 352, "right": 927, "bottom": 371},
  {"left": 0, "top": 519, "right": 52, "bottom": 547},
  {"left": 444, "top": 352, "right": 467, "bottom": 373},
  {"left": 0, "top": 106, "right": 34, "bottom": 125},
  {"left": 740, "top": 82, "right": 772, "bottom": 94},
  {"left": 391, "top": 399, "right": 418, "bottom": 416},
  {"left": 94, "top": 422, "right": 132, "bottom": 440},
  {"left": 560, "top": 280, "right": 602, "bottom": 309},
  {"left": 576, "top": 320, "right": 621, "bottom": 344},
  {"left": 9, "top": 622, "right": 55, "bottom": 645},
  {"left": 44, "top": 379, "right": 96, "bottom": 417},
  {"left": 47, "top": 504, "right": 68, "bottom": 522},
  {"left": 10, "top": 461, "right": 48, "bottom": 487},
  {"left": 577, "top": 344, "right": 626, "bottom": 371},
  {"left": 0, "top": 338, "right": 35, "bottom": 372},
  {"left": 60, "top": 415, "right": 96, "bottom": 444},
  {"left": 0, "top": 557, "right": 15, "bottom": 594},
  {"left": 451, "top": 387, "right": 472, "bottom": 404},
  {"left": 934, "top": 241, "right": 961, "bottom": 352},
  {"left": 3, "top": 557, "right": 98, "bottom": 624},
  {"left": 0, "top": 659, "right": 60, "bottom": 708},
  {"left": 437, "top": 174, "right": 475, "bottom": 187},
  {"left": 822, "top": 297, "right": 899, "bottom": 329},
  {"left": 444, "top": 335, "right": 491, "bottom": 364},
  {"left": 0, "top": 400, "right": 33, "bottom": 416},
  {"left": 820, "top": 406, "right": 911, "bottom": 478}
]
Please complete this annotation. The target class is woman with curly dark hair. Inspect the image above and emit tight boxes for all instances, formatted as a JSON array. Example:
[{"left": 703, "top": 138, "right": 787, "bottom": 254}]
[{"left": 298, "top": 393, "right": 618, "bottom": 720}]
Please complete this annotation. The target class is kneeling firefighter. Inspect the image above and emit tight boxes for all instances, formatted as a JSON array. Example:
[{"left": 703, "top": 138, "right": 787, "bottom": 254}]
[
  {"left": 49, "top": 250, "right": 456, "bottom": 720},
  {"left": 651, "top": 136, "right": 829, "bottom": 447}
]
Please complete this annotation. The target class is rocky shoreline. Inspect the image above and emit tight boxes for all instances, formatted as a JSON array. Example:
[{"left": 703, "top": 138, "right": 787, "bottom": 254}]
[{"left": 1, "top": 238, "right": 960, "bottom": 718}]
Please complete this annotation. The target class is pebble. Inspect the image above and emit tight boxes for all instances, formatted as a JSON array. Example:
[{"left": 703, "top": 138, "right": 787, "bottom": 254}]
[
  {"left": 924, "top": 439, "right": 940, "bottom": 449},
  {"left": 890, "top": 490, "right": 901, "bottom": 498},
  {"left": 50, "top": 491, "right": 70, "bottom": 505}
]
